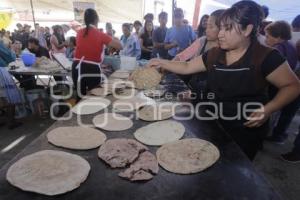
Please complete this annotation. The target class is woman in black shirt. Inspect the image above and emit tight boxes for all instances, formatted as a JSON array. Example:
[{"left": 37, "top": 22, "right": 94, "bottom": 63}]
[
  {"left": 140, "top": 20, "right": 154, "bottom": 60},
  {"left": 147, "top": 1, "right": 300, "bottom": 160}
]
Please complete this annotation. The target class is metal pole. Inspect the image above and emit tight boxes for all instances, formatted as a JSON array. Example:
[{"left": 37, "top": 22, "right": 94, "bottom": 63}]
[
  {"left": 30, "top": 0, "right": 36, "bottom": 29},
  {"left": 192, "top": 0, "right": 202, "bottom": 30},
  {"left": 172, "top": 0, "right": 177, "bottom": 26}
]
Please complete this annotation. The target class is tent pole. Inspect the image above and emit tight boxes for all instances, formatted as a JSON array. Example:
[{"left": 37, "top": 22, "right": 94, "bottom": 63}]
[
  {"left": 172, "top": 0, "right": 176, "bottom": 26},
  {"left": 30, "top": 0, "right": 37, "bottom": 28},
  {"left": 192, "top": 0, "right": 202, "bottom": 30}
]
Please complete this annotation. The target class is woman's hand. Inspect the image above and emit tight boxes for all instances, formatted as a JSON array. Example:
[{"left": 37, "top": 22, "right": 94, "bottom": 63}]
[
  {"left": 173, "top": 56, "right": 181, "bottom": 61},
  {"left": 243, "top": 106, "right": 272, "bottom": 128},
  {"left": 146, "top": 58, "right": 163, "bottom": 68}
]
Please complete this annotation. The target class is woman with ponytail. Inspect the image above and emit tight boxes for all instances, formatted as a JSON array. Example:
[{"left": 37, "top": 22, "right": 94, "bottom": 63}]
[{"left": 73, "top": 8, "right": 122, "bottom": 97}]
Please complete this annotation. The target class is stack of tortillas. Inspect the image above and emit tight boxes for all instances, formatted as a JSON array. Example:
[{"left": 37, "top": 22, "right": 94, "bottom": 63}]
[
  {"left": 134, "top": 120, "right": 185, "bottom": 146},
  {"left": 6, "top": 150, "right": 90, "bottom": 196},
  {"left": 93, "top": 113, "right": 133, "bottom": 131},
  {"left": 47, "top": 126, "right": 107, "bottom": 150},
  {"left": 72, "top": 97, "right": 111, "bottom": 115},
  {"left": 156, "top": 138, "right": 220, "bottom": 174},
  {"left": 131, "top": 68, "right": 162, "bottom": 90},
  {"left": 137, "top": 103, "right": 174, "bottom": 121}
]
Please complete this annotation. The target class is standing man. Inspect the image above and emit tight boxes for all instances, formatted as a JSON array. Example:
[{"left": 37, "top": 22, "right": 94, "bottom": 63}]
[
  {"left": 22, "top": 24, "right": 31, "bottom": 50},
  {"left": 164, "top": 8, "right": 196, "bottom": 60},
  {"left": 12, "top": 23, "right": 24, "bottom": 45},
  {"left": 152, "top": 11, "right": 168, "bottom": 59},
  {"left": 44, "top": 27, "right": 52, "bottom": 49},
  {"left": 105, "top": 22, "right": 115, "bottom": 37},
  {"left": 31, "top": 24, "right": 47, "bottom": 48}
]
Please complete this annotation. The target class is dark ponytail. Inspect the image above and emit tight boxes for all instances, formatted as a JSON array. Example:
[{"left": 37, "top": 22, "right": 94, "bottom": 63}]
[{"left": 84, "top": 8, "right": 99, "bottom": 37}]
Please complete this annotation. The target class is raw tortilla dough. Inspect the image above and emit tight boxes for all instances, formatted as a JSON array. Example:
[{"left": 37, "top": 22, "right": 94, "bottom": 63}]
[
  {"left": 47, "top": 126, "right": 107, "bottom": 150},
  {"left": 114, "top": 88, "right": 138, "bottom": 99},
  {"left": 137, "top": 103, "right": 174, "bottom": 121},
  {"left": 134, "top": 120, "right": 185, "bottom": 146},
  {"left": 119, "top": 151, "right": 159, "bottom": 181},
  {"left": 156, "top": 138, "right": 220, "bottom": 174},
  {"left": 101, "top": 82, "right": 126, "bottom": 91},
  {"left": 91, "top": 80, "right": 126, "bottom": 96},
  {"left": 98, "top": 138, "right": 148, "bottom": 168},
  {"left": 71, "top": 97, "right": 111, "bottom": 115},
  {"left": 93, "top": 113, "right": 133, "bottom": 131},
  {"left": 113, "top": 97, "right": 149, "bottom": 112},
  {"left": 143, "top": 89, "right": 165, "bottom": 98},
  {"left": 90, "top": 87, "right": 112, "bottom": 96},
  {"left": 6, "top": 150, "right": 90, "bottom": 196}
]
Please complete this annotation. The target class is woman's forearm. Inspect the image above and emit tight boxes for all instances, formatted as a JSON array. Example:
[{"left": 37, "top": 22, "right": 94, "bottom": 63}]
[
  {"left": 148, "top": 56, "right": 206, "bottom": 75},
  {"left": 176, "top": 39, "right": 201, "bottom": 61},
  {"left": 165, "top": 43, "right": 176, "bottom": 50},
  {"left": 159, "top": 60, "right": 189, "bottom": 74},
  {"left": 265, "top": 83, "right": 300, "bottom": 114}
]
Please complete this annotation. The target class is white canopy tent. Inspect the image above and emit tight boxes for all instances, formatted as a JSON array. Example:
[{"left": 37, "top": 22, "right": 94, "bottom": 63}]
[
  {"left": 1, "top": 0, "right": 299, "bottom": 32},
  {"left": 0, "top": 0, "right": 145, "bottom": 26}
]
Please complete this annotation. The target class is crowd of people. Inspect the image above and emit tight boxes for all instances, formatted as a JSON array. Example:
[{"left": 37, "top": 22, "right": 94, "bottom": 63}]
[
  {"left": 0, "top": 0, "right": 300, "bottom": 163},
  {"left": 0, "top": 22, "right": 78, "bottom": 59}
]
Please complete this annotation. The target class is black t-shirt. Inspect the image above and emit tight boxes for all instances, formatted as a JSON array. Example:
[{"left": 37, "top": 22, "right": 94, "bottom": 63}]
[
  {"left": 140, "top": 32, "right": 153, "bottom": 60},
  {"left": 260, "top": 49, "right": 286, "bottom": 77},
  {"left": 44, "top": 33, "right": 51, "bottom": 49},
  {"left": 30, "top": 46, "right": 50, "bottom": 58},
  {"left": 152, "top": 27, "right": 168, "bottom": 58},
  {"left": 202, "top": 47, "right": 286, "bottom": 78}
]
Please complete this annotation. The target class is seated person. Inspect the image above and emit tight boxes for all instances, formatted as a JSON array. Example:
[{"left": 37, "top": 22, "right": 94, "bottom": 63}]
[
  {"left": 0, "top": 76, "right": 23, "bottom": 129},
  {"left": 119, "top": 23, "right": 141, "bottom": 59},
  {"left": 10, "top": 40, "right": 23, "bottom": 58},
  {"left": 66, "top": 36, "right": 76, "bottom": 59},
  {"left": 28, "top": 37, "right": 63, "bottom": 83},
  {"left": 28, "top": 37, "right": 50, "bottom": 58},
  {"left": 1, "top": 40, "right": 36, "bottom": 91},
  {"left": 13, "top": 37, "right": 50, "bottom": 90},
  {"left": 0, "top": 40, "right": 16, "bottom": 67}
]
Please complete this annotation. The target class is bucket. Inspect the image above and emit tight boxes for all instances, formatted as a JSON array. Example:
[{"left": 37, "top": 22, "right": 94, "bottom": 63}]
[
  {"left": 21, "top": 52, "right": 36, "bottom": 67},
  {"left": 120, "top": 56, "right": 137, "bottom": 70}
]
